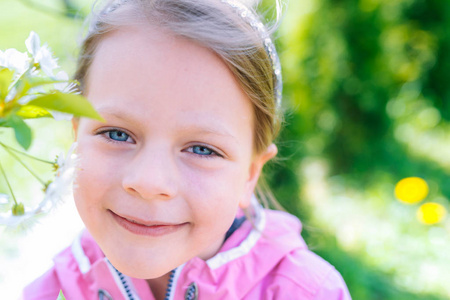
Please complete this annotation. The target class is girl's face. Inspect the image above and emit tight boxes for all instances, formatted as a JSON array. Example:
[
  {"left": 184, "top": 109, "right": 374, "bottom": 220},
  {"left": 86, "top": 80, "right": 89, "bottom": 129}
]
[{"left": 73, "top": 26, "right": 276, "bottom": 279}]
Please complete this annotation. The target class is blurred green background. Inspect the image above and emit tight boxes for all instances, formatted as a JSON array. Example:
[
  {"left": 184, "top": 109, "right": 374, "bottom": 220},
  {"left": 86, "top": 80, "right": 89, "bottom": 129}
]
[{"left": 1, "top": 0, "right": 449, "bottom": 299}]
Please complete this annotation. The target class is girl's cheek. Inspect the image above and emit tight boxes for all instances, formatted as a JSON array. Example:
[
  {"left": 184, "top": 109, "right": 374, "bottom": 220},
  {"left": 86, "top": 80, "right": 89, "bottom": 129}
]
[
  {"left": 180, "top": 160, "right": 231, "bottom": 188},
  {"left": 75, "top": 141, "right": 112, "bottom": 184}
]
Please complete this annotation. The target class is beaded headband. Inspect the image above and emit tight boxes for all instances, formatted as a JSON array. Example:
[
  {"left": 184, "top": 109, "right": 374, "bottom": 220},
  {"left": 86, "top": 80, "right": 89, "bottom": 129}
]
[
  {"left": 220, "top": 0, "right": 282, "bottom": 107},
  {"left": 102, "top": 0, "right": 282, "bottom": 106}
]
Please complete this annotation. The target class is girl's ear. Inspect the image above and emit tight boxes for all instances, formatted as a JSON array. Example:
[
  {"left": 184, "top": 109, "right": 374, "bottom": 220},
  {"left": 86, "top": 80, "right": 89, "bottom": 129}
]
[
  {"left": 72, "top": 118, "right": 79, "bottom": 140},
  {"left": 240, "top": 143, "right": 278, "bottom": 209}
]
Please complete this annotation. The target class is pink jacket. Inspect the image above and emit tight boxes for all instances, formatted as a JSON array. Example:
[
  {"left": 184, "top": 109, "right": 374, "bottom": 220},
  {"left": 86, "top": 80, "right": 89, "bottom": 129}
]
[{"left": 23, "top": 208, "right": 351, "bottom": 299}]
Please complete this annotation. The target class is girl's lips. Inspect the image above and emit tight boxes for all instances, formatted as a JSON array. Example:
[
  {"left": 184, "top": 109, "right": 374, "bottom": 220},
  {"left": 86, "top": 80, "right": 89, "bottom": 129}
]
[{"left": 108, "top": 210, "right": 187, "bottom": 237}]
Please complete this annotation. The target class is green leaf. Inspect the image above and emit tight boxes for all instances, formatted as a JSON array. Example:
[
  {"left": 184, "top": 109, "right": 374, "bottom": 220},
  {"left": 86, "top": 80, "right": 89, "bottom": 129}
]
[
  {"left": 16, "top": 77, "right": 63, "bottom": 97},
  {"left": 0, "top": 117, "right": 7, "bottom": 127},
  {"left": 0, "top": 68, "right": 14, "bottom": 100},
  {"left": 16, "top": 105, "right": 52, "bottom": 119},
  {"left": 6, "top": 115, "right": 32, "bottom": 150},
  {"left": 28, "top": 92, "right": 104, "bottom": 121},
  {"left": 56, "top": 290, "right": 66, "bottom": 300}
]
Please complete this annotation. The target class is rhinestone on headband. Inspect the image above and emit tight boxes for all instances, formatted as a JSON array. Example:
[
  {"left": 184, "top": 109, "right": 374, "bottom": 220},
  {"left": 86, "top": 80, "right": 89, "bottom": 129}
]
[{"left": 220, "top": 0, "right": 282, "bottom": 107}]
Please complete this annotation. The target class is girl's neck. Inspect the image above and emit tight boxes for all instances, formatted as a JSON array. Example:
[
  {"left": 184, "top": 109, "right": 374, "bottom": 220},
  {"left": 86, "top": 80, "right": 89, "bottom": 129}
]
[{"left": 147, "top": 272, "right": 172, "bottom": 300}]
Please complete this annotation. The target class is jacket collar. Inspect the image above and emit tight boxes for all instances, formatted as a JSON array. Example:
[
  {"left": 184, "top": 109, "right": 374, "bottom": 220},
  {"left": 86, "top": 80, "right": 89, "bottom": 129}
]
[{"left": 63, "top": 204, "right": 306, "bottom": 299}]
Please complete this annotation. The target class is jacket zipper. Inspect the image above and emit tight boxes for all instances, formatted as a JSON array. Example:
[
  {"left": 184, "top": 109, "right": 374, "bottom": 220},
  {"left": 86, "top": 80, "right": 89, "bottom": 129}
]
[
  {"left": 164, "top": 269, "right": 176, "bottom": 300},
  {"left": 111, "top": 266, "right": 135, "bottom": 300},
  {"left": 111, "top": 263, "right": 182, "bottom": 300}
]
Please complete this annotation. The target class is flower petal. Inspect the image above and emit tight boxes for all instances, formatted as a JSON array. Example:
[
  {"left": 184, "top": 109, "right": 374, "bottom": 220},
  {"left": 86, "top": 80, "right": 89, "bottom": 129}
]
[
  {"left": 54, "top": 71, "right": 69, "bottom": 91},
  {"left": 51, "top": 111, "right": 73, "bottom": 121},
  {"left": 4, "top": 48, "right": 29, "bottom": 74},
  {"left": 0, "top": 194, "right": 10, "bottom": 213},
  {"left": 35, "top": 44, "right": 58, "bottom": 77},
  {"left": 0, "top": 194, "right": 9, "bottom": 203},
  {"left": 25, "top": 31, "right": 41, "bottom": 57}
]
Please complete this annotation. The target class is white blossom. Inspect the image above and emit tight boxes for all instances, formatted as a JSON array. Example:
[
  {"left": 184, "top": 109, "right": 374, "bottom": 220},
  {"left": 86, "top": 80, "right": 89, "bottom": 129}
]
[
  {"left": 25, "top": 31, "right": 41, "bottom": 57},
  {"left": 35, "top": 44, "right": 59, "bottom": 77},
  {"left": 40, "top": 142, "right": 78, "bottom": 210},
  {"left": 0, "top": 143, "right": 78, "bottom": 230},
  {"left": 54, "top": 71, "right": 77, "bottom": 93},
  {"left": 25, "top": 31, "right": 59, "bottom": 77},
  {"left": 1, "top": 48, "right": 30, "bottom": 75},
  {"left": 0, "top": 208, "right": 42, "bottom": 231},
  {"left": 0, "top": 194, "right": 9, "bottom": 212}
]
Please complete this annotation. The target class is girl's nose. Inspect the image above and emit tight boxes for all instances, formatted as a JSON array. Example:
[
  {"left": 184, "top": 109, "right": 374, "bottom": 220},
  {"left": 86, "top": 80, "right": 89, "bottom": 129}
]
[{"left": 121, "top": 147, "right": 178, "bottom": 201}]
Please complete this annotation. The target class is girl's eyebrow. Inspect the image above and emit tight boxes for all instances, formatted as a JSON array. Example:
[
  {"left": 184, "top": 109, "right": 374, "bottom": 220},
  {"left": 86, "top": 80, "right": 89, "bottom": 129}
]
[
  {"left": 95, "top": 106, "right": 135, "bottom": 122},
  {"left": 181, "top": 126, "right": 239, "bottom": 143}
]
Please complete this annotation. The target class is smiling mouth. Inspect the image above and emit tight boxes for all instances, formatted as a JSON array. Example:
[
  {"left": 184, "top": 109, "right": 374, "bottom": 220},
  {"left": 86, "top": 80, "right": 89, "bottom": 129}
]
[{"left": 108, "top": 210, "right": 187, "bottom": 237}]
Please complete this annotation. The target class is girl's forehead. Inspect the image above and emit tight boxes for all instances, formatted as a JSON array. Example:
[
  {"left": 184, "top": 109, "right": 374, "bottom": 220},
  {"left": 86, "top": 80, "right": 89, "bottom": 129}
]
[
  {"left": 92, "top": 27, "right": 238, "bottom": 91},
  {"left": 97, "top": 26, "right": 209, "bottom": 63},
  {"left": 86, "top": 26, "right": 254, "bottom": 139}
]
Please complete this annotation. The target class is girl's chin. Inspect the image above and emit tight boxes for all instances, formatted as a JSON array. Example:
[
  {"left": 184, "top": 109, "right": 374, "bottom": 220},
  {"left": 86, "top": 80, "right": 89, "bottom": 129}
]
[
  {"left": 108, "top": 257, "right": 178, "bottom": 279},
  {"left": 128, "top": 271, "right": 169, "bottom": 280}
]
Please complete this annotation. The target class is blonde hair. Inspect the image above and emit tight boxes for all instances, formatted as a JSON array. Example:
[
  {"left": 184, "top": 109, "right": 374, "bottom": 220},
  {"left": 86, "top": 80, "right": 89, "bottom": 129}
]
[{"left": 74, "top": 0, "right": 284, "bottom": 209}]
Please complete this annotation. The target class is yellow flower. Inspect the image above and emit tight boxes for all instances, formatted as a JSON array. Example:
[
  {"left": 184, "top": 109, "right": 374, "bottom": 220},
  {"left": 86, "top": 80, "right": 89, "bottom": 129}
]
[
  {"left": 417, "top": 202, "right": 447, "bottom": 225},
  {"left": 394, "top": 177, "right": 429, "bottom": 204}
]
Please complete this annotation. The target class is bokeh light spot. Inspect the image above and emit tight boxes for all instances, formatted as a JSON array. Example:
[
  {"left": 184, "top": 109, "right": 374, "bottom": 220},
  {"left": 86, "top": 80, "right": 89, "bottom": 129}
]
[
  {"left": 395, "top": 177, "right": 429, "bottom": 204},
  {"left": 417, "top": 202, "right": 447, "bottom": 225}
]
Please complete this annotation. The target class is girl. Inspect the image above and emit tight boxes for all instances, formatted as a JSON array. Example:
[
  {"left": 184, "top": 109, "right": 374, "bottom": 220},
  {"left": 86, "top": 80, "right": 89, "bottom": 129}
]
[{"left": 23, "top": 0, "right": 351, "bottom": 299}]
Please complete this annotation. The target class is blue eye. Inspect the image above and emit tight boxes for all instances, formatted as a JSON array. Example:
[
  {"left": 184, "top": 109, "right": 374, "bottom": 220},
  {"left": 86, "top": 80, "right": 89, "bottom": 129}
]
[
  {"left": 192, "top": 145, "right": 214, "bottom": 155},
  {"left": 108, "top": 130, "right": 130, "bottom": 142}
]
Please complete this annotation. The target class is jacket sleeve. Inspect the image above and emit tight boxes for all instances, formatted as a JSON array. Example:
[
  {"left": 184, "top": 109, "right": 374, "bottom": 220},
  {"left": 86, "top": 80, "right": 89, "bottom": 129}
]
[{"left": 313, "top": 268, "right": 352, "bottom": 300}]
